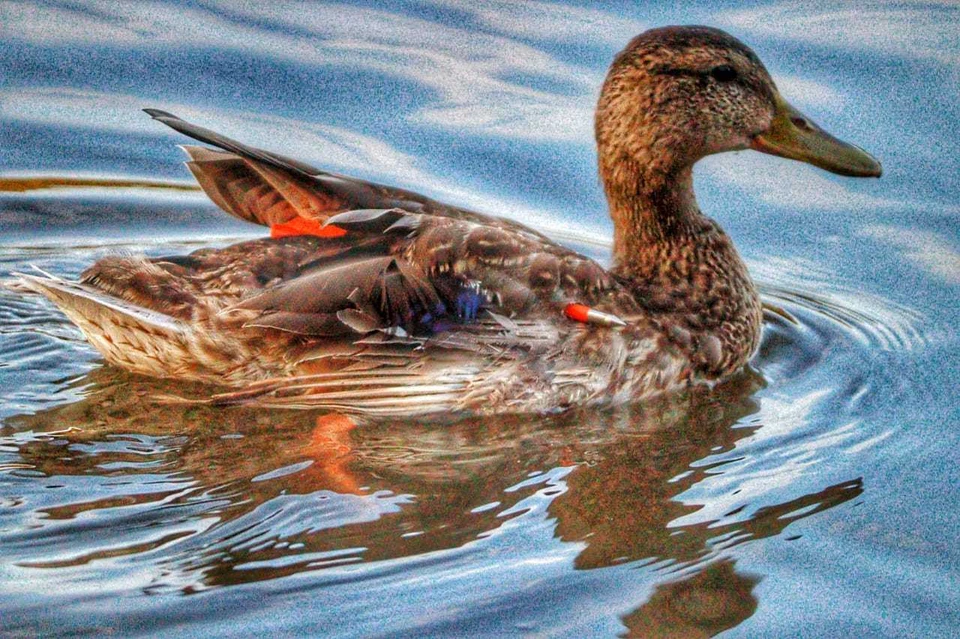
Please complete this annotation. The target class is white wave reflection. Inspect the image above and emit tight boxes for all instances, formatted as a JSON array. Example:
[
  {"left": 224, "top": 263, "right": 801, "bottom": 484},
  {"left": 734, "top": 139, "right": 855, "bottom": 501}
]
[
  {"left": 0, "top": 86, "right": 610, "bottom": 243},
  {"left": 698, "top": 152, "right": 958, "bottom": 214},
  {"left": 671, "top": 389, "right": 840, "bottom": 528},
  {"left": 0, "top": 0, "right": 597, "bottom": 141},
  {"left": 0, "top": 1, "right": 846, "bottom": 143},
  {"left": 752, "top": 254, "right": 928, "bottom": 352},
  {"left": 211, "top": 0, "right": 603, "bottom": 142},
  {"left": 0, "top": 86, "right": 431, "bottom": 185},
  {"left": 717, "top": 0, "right": 960, "bottom": 67},
  {"left": 861, "top": 225, "right": 960, "bottom": 285},
  {"left": 425, "top": 0, "right": 646, "bottom": 45}
]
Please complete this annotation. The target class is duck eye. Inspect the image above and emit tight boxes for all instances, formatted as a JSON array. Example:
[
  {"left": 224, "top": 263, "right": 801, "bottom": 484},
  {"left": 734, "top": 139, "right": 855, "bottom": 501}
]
[{"left": 710, "top": 65, "right": 737, "bottom": 82}]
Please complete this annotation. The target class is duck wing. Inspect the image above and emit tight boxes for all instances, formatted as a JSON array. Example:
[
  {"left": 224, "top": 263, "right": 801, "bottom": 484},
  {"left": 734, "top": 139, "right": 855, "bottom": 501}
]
[
  {"left": 231, "top": 254, "right": 443, "bottom": 337},
  {"left": 12, "top": 110, "right": 648, "bottom": 415},
  {"left": 209, "top": 204, "right": 628, "bottom": 342},
  {"left": 144, "top": 109, "right": 549, "bottom": 238},
  {"left": 144, "top": 110, "right": 634, "bottom": 328}
]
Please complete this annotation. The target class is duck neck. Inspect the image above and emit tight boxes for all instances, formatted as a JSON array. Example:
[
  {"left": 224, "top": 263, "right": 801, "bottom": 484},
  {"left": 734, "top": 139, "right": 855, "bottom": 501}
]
[
  {"left": 607, "top": 163, "right": 701, "bottom": 270},
  {"left": 602, "top": 156, "right": 762, "bottom": 373}
]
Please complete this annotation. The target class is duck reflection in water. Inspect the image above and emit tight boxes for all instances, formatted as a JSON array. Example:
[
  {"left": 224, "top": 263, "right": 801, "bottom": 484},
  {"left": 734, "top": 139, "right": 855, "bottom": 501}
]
[{"left": 6, "top": 364, "right": 861, "bottom": 633}]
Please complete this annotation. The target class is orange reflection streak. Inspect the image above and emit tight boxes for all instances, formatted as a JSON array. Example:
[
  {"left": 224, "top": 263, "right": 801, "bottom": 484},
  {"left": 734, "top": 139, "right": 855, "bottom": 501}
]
[
  {"left": 0, "top": 176, "right": 200, "bottom": 193},
  {"left": 297, "top": 413, "right": 360, "bottom": 494}
]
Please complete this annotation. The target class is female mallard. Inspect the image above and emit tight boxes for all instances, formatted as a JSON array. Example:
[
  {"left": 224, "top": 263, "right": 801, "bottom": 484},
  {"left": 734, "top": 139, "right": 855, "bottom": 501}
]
[{"left": 14, "top": 26, "right": 880, "bottom": 416}]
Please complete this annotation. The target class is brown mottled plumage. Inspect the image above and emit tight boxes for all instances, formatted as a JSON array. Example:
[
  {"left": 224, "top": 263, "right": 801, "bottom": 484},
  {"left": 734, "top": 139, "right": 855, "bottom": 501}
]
[{"left": 12, "top": 26, "right": 880, "bottom": 416}]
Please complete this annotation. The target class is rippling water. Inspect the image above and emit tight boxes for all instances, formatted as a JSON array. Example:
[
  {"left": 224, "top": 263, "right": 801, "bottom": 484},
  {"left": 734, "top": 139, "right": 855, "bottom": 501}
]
[{"left": 1, "top": 1, "right": 959, "bottom": 637}]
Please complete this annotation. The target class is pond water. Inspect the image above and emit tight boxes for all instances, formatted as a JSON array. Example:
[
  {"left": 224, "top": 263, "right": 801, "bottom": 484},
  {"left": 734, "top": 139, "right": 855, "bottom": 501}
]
[{"left": 1, "top": 1, "right": 958, "bottom": 637}]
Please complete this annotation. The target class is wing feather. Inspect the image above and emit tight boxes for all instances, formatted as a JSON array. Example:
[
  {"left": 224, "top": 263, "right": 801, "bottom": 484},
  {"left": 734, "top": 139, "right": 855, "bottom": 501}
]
[
  {"left": 234, "top": 256, "right": 442, "bottom": 336},
  {"left": 182, "top": 146, "right": 315, "bottom": 226}
]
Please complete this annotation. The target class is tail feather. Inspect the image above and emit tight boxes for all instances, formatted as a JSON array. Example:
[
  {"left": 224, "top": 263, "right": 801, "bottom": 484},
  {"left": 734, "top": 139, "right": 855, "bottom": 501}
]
[
  {"left": 144, "top": 108, "right": 322, "bottom": 176},
  {"left": 12, "top": 271, "right": 192, "bottom": 377}
]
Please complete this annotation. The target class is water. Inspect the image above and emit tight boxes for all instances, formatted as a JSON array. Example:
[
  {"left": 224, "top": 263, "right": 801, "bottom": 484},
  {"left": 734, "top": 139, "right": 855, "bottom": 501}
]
[{"left": 1, "top": 1, "right": 958, "bottom": 636}]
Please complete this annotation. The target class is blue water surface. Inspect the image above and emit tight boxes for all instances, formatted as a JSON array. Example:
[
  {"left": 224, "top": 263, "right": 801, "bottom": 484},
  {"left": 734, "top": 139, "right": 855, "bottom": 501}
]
[{"left": 0, "top": 1, "right": 958, "bottom": 637}]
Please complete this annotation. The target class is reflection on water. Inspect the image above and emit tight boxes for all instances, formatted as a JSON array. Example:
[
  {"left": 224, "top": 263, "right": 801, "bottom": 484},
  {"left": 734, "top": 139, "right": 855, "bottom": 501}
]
[
  {"left": 0, "top": 176, "right": 199, "bottom": 194},
  {"left": 2, "top": 0, "right": 959, "bottom": 636},
  {"left": 2, "top": 357, "right": 861, "bottom": 634},
  {"left": 8, "top": 369, "right": 775, "bottom": 580},
  {"left": 1, "top": 301, "right": 864, "bottom": 634},
  {"left": 624, "top": 560, "right": 758, "bottom": 638}
]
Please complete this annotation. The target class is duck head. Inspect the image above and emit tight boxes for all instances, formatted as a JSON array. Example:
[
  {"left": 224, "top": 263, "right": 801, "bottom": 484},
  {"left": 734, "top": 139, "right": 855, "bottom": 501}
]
[{"left": 596, "top": 26, "right": 881, "bottom": 252}]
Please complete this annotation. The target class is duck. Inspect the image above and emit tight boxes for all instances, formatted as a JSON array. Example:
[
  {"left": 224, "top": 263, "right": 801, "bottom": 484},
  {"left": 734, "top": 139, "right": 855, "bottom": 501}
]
[{"left": 12, "top": 26, "right": 881, "bottom": 417}]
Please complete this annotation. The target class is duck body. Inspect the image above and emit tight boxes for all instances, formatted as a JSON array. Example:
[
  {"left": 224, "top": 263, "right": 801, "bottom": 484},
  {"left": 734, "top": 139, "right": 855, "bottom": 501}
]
[
  {"left": 13, "top": 27, "right": 879, "bottom": 416},
  {"left": 42, "top": 174, "right": 742, "bottom": 415}
]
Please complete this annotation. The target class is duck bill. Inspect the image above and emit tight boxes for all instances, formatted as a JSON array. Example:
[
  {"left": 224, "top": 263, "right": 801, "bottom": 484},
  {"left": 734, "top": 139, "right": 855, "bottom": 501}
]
[{"left": 751, "top": 94, "right": 882, "bottom": 177}]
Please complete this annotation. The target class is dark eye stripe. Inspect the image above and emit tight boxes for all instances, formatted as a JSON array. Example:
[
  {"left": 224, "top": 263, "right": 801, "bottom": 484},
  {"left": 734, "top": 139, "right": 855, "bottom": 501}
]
[
  {"left": 652, "top": 65, "right": 703, "bottom": 78},
  {"left": 653, "top": 65, "right": 739, "bottom": 83}
]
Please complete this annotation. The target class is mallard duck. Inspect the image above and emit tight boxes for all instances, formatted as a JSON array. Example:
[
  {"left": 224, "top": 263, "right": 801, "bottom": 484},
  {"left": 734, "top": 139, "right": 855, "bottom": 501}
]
[{"left": 13, "top": 26, "right": 880, "bottom": 416}]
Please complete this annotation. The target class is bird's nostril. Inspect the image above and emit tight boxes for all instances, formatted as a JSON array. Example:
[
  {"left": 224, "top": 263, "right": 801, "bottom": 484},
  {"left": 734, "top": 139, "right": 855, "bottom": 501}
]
[{"left": 791, "top": 116, "right": 812, "bottom": 131}]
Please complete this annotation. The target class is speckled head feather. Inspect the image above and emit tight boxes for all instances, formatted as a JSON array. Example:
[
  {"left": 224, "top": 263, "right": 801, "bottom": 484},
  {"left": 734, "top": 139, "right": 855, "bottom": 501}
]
[{"left": 597, "top": 26, "right": 777, "bottom": 181}]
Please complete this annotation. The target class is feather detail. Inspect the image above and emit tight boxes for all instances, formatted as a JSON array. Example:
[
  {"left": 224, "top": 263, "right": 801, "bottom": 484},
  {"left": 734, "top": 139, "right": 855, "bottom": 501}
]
[
  {"left": 324, "top": 208, "right": 417, "bottom": 234},
  {"left": 235, "top": 256, "right": 442, "bottom": 336},
  {"left": 10, "top": 270, "right": 193, "bottom": 377}
]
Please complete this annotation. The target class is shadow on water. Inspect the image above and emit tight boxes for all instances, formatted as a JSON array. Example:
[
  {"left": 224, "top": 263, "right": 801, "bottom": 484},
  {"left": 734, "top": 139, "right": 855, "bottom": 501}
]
[{"left": 2, "top": 348, "right": 861, "bottom": 634}]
